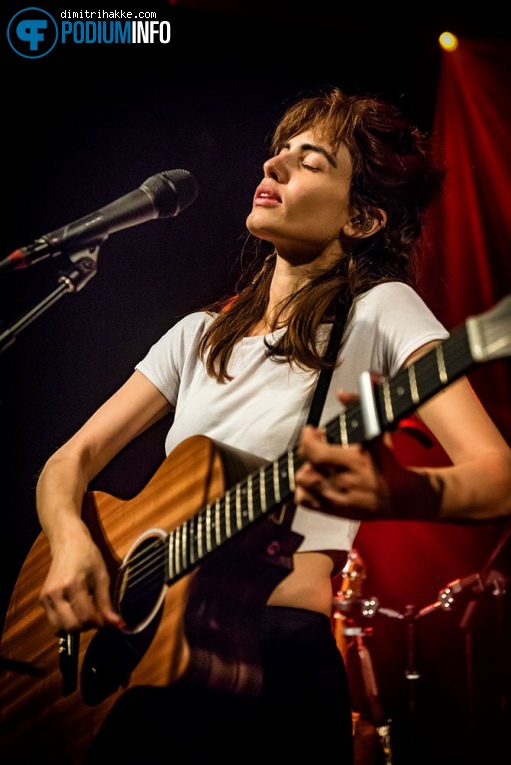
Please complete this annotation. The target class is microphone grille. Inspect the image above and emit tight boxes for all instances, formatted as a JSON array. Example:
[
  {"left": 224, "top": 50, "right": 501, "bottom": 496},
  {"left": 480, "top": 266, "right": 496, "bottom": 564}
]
[{"left": 141, "top": 169, "right": 199, "bottom": 218}]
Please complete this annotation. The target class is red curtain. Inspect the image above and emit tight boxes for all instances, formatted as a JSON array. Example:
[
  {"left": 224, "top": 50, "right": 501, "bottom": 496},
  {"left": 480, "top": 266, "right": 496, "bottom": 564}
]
[{"left": 427, "top": 38, "right": 511, "bottom": 441}]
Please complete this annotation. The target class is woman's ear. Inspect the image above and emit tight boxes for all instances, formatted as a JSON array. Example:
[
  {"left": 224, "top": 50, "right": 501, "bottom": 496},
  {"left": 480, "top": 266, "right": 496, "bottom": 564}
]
[{"left": 343, "top": 207, "right": 387, "bottom": 239}]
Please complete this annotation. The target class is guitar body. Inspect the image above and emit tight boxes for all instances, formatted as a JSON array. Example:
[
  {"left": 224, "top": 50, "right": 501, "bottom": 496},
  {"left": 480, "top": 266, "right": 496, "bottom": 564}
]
[{"left": 0, "top": 435, "right": 301, "bottom": 765}]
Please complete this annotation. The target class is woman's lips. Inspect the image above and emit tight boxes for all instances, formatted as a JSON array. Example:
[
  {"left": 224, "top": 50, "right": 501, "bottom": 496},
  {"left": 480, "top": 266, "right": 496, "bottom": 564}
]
[{"left": 254, "top": 182, "right": 281, "bottom": 205}]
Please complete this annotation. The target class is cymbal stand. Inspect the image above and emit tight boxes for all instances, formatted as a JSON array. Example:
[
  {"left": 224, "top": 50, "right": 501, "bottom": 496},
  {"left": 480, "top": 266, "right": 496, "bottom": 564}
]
[
  {"left": 402, "top": 604, "right": 421, "bottom": 717},
  {"left": 334, "top": 549, "right": 398, "bottom": 764},
  {"left": 355, "top": 629, "right": 394, "bottom": 764}
]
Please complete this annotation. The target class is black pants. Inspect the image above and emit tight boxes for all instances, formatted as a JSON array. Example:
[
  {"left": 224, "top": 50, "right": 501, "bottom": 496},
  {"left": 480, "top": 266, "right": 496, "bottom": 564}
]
[{"left": 85, "top": 606, "right": 354, "bottom": 764}]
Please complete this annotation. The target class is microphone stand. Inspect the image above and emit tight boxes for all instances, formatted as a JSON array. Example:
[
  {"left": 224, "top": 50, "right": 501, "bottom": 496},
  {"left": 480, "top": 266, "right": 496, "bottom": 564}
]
[
  {"left": 0, "top": 244, "right": 103, "bottom": 675},
  {"left": 0, "top": 246, "right": 100, "bottom": 354}
]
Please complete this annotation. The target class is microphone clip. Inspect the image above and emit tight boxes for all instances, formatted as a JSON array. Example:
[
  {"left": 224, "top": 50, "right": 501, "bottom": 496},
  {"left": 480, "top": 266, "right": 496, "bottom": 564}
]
[{"left": 58, "top": 247, "right": 100, "bottom": 293}]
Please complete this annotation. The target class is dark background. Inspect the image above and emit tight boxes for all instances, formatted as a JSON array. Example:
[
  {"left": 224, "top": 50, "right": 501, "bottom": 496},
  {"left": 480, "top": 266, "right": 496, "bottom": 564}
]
[{"left": 1, "top": 3, "right": 510, "bottom": 764}]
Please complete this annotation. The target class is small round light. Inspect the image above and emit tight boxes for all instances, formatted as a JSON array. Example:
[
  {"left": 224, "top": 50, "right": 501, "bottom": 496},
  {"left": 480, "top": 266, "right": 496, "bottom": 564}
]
[{"left": 439, "top": 32, "right": 459, "bottom": 52}]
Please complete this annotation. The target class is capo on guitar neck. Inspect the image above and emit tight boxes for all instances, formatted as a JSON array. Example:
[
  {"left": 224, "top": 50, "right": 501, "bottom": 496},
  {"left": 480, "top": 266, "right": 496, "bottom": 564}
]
[{"left": 358, "top": 370, "right": 381, "bottom": 440}]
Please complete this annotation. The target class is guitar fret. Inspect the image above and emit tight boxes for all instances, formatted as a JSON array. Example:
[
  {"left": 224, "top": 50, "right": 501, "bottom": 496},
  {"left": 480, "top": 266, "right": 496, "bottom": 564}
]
[
  {"left": 236, "top": 484, "right": 242, "bottom": 529},
  {"left": 436, "top": 344, "right": 448, "bottom": 383},
  {"left": 260, "top": 467, "right": 267, "bottom": 512},
  {"left": 288, "top": 451, "right": 295, "bottom": 491},
  {"left": 215, "top": 498, "right": 222, "bottom": 546},
  {"left": 205, "top": 505, "right": 212, "bottom": 553},
  {"left": 273, "top": 462, "right": 281, "bottom": 504},
  {"left": 247, "top": 474, "right": 254, "bottom": 522},
  {"left": 408, "top": 364, "right": 419, "bottom": 404},
  {"left": 225, "top": 492, "right": 231, "bottom": 538},
  {"left": 340, "top": 412, "right": 348, "bottom": 445},
  {"left": 382, "top": 378, "right": 393, "bottom": 423}
]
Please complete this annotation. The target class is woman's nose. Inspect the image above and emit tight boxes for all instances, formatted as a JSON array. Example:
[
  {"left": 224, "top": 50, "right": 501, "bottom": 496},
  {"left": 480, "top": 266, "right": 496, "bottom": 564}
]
[{"left": 263, "top": 154, "right": 288, "bottom": 182}]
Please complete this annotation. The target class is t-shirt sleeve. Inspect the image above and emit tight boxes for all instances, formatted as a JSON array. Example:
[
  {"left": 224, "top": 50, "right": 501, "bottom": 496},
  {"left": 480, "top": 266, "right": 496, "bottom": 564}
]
[
  {"left": 353, "top": 283, "right": 450, "bottom": 378},
  {"left": 134, "top": 312, "right": 208, "bottom": 408}
]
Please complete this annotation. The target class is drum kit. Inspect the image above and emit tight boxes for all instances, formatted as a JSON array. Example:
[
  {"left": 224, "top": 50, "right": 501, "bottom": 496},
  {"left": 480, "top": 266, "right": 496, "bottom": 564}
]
[{"left": 331, "top": 540, "right": 510, "bottom": 765}]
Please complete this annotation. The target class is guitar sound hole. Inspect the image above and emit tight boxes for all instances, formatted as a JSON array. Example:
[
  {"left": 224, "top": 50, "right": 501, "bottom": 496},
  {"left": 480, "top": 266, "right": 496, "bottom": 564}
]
[{"left": 117, "top": 534, "right": 167, "bottom": 630}]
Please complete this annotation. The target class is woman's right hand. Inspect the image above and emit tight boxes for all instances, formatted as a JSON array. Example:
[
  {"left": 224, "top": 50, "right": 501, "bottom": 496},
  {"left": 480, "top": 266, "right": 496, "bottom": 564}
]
[
  {"left": 35, "top": 371, "right": 172, "bottom": 635},
  {"left": 38, "top": 517, "right": 124, "bottom": 634}
]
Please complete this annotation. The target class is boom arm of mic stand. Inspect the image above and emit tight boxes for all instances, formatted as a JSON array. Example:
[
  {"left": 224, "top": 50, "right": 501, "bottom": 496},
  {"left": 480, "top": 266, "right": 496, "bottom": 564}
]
[{"left": 0, "top": 246, "right": 100, "bottom": 354}]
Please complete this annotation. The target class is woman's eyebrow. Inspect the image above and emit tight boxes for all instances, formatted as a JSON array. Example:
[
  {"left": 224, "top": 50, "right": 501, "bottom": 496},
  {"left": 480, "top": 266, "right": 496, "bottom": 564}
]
[{"left": 281, "top": 141, "right": 337, "bottom": 168}]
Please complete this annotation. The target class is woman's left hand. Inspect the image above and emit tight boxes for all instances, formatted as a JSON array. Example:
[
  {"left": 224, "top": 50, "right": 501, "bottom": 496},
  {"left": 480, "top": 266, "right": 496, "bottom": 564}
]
[{"left": 294, "top": 425, "right": 392, "bottom": 518}]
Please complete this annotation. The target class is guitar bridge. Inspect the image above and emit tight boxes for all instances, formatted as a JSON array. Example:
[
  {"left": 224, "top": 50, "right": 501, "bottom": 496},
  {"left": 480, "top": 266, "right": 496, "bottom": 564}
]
[{"left": 58, "top": 632, "right": 79, "bottom": 696}]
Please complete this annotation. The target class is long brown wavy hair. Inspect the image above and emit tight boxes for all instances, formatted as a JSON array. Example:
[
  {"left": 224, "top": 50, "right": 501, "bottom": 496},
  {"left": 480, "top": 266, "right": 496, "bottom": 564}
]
[{"left": 199, "top": 87, "right": 446, "bottom": 382}]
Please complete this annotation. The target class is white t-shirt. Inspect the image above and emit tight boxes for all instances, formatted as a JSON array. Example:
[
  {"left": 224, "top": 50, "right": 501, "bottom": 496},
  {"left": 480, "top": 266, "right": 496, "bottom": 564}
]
[{"left": 135, "top": 282, "right": 449, "bottom": 553}]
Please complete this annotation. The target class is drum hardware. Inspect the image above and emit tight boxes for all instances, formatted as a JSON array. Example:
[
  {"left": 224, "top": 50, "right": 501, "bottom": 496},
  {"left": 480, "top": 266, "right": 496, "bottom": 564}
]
[
  {"left": 334, "top": 549, "right": 395, "bottom": 765},
  {"left": 335, "top": 523, "right": 511, "bottom": 763},
  {"left": 418, "top": 565, "right": 509, "bottom": 752}
]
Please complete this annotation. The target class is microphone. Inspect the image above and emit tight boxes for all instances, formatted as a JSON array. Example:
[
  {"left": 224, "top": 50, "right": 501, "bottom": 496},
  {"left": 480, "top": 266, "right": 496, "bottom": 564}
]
[{"left": 1, "top": 169, "right": 198, "bottom": 273}]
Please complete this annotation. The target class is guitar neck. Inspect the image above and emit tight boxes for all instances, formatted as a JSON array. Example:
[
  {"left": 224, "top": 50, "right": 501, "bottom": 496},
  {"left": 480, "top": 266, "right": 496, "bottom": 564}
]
[{"left": 167, "top": 293, "right": 511, "bottom": 585}]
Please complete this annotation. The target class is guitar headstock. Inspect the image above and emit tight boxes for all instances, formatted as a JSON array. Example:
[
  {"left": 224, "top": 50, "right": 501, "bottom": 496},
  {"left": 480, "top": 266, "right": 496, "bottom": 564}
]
[{"left": 466, "top": 294, "right": 511, "bottom": 363}]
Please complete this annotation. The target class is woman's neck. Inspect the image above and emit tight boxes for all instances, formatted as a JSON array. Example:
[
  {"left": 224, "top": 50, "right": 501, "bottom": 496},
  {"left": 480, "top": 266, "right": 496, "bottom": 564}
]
[{"left": 248, "top": 250, "right": 341, "bottom": 337}]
